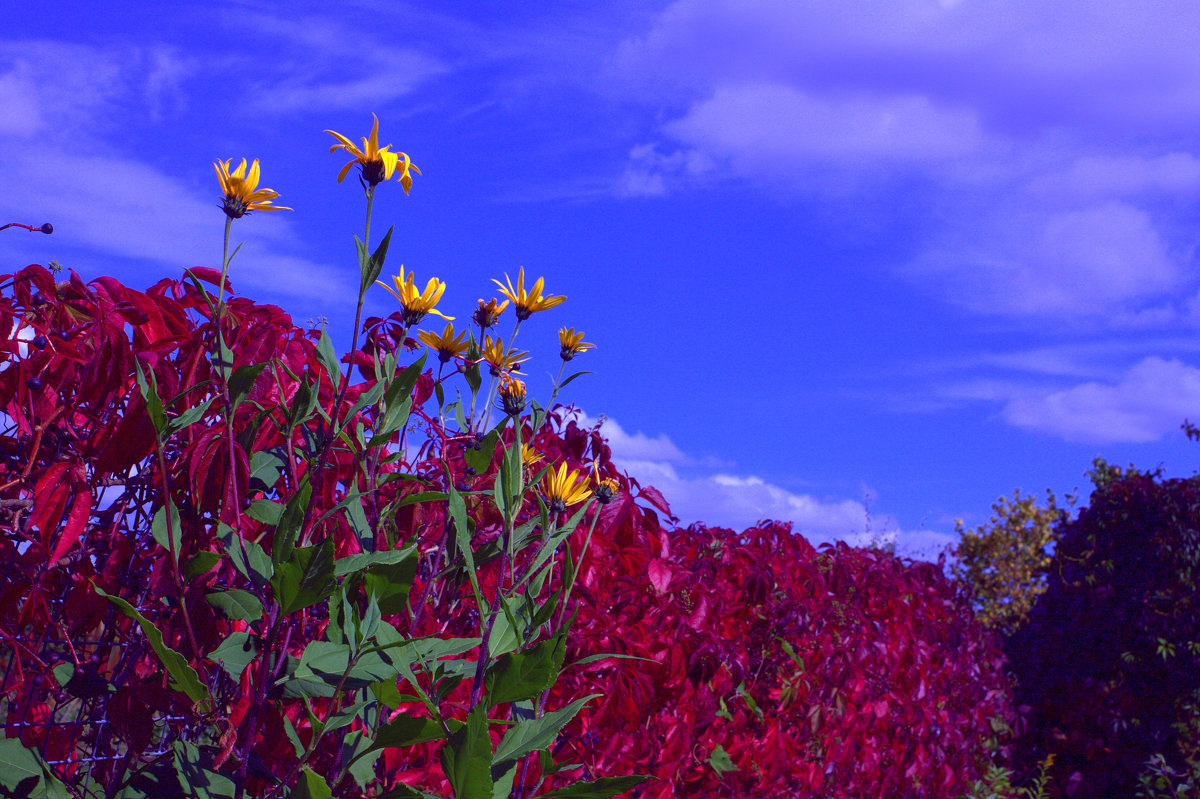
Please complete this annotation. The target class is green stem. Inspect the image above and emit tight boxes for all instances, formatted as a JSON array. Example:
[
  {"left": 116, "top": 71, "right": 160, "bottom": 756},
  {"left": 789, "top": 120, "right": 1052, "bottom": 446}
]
[{"left": 218, "top": 215, "right": 232, "bottom": 306}]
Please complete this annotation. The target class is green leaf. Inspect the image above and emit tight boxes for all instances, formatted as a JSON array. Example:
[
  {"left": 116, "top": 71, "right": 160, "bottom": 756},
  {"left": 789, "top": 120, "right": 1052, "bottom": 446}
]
[
  {"left": 289, "top": 766, "right": 332, "bottom": 799},
  {"left": 205, "top": 589, "right": 263, "bottom": 622},
  {"left": 491, "top": 759, "right": 519, "bottom": 799},
  {"left": 363, "top": 553, "right": 419, "bottom": 616},
  {"left": 165, "top": 396, "right": 217, "bottom": 435},
  {"left": 465, "top": 427, "right": 501, "bottom": 475},
  {"left": 372, "top": 712, "right": 446, "bottom": 749},
  {"left": 209, "top": 332, "right": 236, "bottom": 383},
  {"left": 152, "top": 500, "right": 182, "bottom": 561},
  {"left": 272, "top": 537, "right": 336, "bottom": 616},
  {"left": 223, "top": 529, "right": 273, "bottom": 587},
  {"left": 361, "top": 227, "right": 394, "bottom": 295},
  {"left": 485, "top": 628, "right": 569, "bottom": 706},
  {"left": 0, "top": 737, "right": 47, "bottom": 792},
  {"left": 183, "top": 550, "right": 222, "bottom": 577},
  {"left": 134, "top": 359, "right": 168, "bottom": 435},
  {"left": 342, "top": 729, "right": 381, "bottom": 789},
  {"left": 315, "top": 328, "right": 341, "bottom": 391},
  {"left": 441, "top": 702, "right": 493, "bottom": 799},
  {"left": 228, "top": 362, "right": 268, "bottom": 412},
  {"left": 206, "top": 631, "right": 258, "bottom": 681},
  {"left": 93, "top": 585, "right": 211, "bottom": 704},
  {"left": 708, "top": 743, "right": 737, "bottom": 775},
  {"left": 246, "top": 498, "right": 283, "bottom": 525},
  {"left": 285, "top": 639, "right": 404, "bottom": 698},
  {"left": 249, "top": 447, "right": 285, "bottom": 491},
  {"left": 531, "top": 776, "right": 653, "bottom": 799},
  {"left": 493, "top": 695, "right": 598, "bottom": 766},
  {"left": 449, "top": 483, "right": 485, "bottom": 612},
  {"left": 272, "top": 477, "right": 312, "bottom": 566},
  {"left": 557, "top": 371, "right": 591, "bottom": 391},
  {"left": 174, "top": 740, "right": 237, "bottom": 799},
  {"left": 334, "top": 545, "right": 417, "bottom": 577}
]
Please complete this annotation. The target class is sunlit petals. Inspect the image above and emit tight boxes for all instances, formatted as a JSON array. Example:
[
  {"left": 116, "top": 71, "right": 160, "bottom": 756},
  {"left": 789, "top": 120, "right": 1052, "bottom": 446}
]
[
  {"left": 591, "top": 460, "right": 619, "bottom": 505},
  {"left": 558, "top": 327, "right": 594, "bottom": 361},
  {"left": 417, "top": 322, "right": 469, "bottom": 363},
  {"left": 376, "top": 266, "right": 453, "bottom": 326},
  {"left": 497, "top": 375, "right": 527, "bottom": 416},
  {"left": 215, "top": 158, "right": 291, "bottom": 219},
  {"left": 325, "top": 114, "right": 419, "bottom": 192},
  {"left": 473, "top": 297, "right": 509, "bottom": 329},
  {"left": 492, "top": 266, "right": 566, "bottom": 321},
  {"left": 482, "top": 335, "right": 528, "bottom": 376},
  {"left": 543, "top": 462, "right": 592, "bottom": 513}
]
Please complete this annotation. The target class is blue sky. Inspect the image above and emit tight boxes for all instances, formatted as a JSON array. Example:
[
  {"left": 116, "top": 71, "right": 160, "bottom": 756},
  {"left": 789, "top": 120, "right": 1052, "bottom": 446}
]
[{"left": 5, "top": 0, "right": 1200, "bottom": 558}]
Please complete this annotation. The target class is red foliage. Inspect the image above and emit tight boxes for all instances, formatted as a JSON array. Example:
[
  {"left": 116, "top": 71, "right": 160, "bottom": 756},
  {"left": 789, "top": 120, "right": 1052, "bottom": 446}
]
[{"left": 0, "top": 266, "right": 1015, "bottom": 797}]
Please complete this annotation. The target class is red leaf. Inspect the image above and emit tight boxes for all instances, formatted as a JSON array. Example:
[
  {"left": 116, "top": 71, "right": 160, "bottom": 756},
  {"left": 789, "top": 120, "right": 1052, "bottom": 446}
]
[
  {"left": 637, "top": 484, "right": 677, "bottom": 521},
  {"left": 48, "top": 487, "right": 91, "bottom": 566},
  {"left": 29, "top": 461, "right": 72, "bottom": 545},
  {"left": 186, "top": 266, "right": 231, "bottom": 292},
  {"left": 647, "top": 558, "right": 673, "bottom": 595}
]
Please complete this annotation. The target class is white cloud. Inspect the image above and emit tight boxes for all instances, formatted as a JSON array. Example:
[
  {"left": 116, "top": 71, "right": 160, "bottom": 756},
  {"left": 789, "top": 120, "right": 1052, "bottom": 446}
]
[
  {"left": 575, "top": 412, "right": 688, "bottom": 463},
  {"left": 664, "top": 83, "right": 985, "bottom": 175},
  {"left": 1002, "top": 356, "right": 1200, "bottom": 443},
  {"left": 574, "top": 410, "right": 940, "bottom": 557},
  {"left": 914, "top": 200, "right": 1180, "bottom": 319}
]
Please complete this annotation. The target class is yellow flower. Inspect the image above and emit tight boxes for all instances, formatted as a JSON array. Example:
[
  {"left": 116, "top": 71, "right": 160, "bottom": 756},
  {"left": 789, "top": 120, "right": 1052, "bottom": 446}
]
[
  {"left": 592, "top": 460, "right": 619, "bottom": 505},
  {"left": 215, "top": 159, "right": 291, "bottom": 219},
  {"left": 417, "top": 322, "right": 469, "bottom": 363},
  {"left": 492, "top": 267, "right": 566, "bottom": 321},
  {"left": 377, "top": 266, "right": 453, "bottom": 325},
  {"left": 543, "top": 462, "right": 592, "bottom": 513},
  {"left": 497, "top": 375, "right": 527, "bottom": 416},
  {"left": 325, "top": 114, "right": 420, "bottom": 192},
  {"left": 472, "top": 297, "right": 509, "bottom": 329},
  {"left": 522, "top": 444, "right": 544, "bottom": 469},
  {"left": 482, "top": 335, "right": 528, "bottom": 376},
  {"left": 558, "top": 327, "right": 595, "bottom": 361}
]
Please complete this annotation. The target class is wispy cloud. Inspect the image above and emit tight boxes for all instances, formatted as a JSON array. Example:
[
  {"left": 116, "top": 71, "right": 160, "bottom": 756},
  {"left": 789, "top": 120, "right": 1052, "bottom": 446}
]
[
  {"left": 1001, "top": 356, "right": 1200, "bottom": 443},
  {"left": 607, "top": 0, "right": 1200, "bottom": 328},
  {"left": 573, "top": 410, "right": 946, "bottom": 557}
]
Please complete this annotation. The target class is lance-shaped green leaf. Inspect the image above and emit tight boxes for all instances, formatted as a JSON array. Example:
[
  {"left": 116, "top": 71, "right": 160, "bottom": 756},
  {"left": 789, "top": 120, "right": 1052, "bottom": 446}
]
[
  {"left": 205, "top": 589, "right": 263, "bottom": 622},
  {"left": 492, "top": 695, "right": 598, "bottom": 766},
  {"left": 289, "top": 767, "right": 332, "bottom": 799},
  {"left": 441, "top": 702, "right": 493, "bottom": 799},
  {"left": 465, "top": 427, "right": 501, "bottom": 475},
  {"left": 449, "top": 482, "right": 485, "bottom": 613},
  {"left": 271, "top": 477, "right": 312, "bottom": 566},
  {"left": 334, "top": 544, "right": 418, "bottom": 577},
  {"left": 360, "top": 226, "right": 394, "bottom": 295},
  {"left": 152, "top": 500, "right": 182, "bottom": 564},
  {"left": 174, "top": 740, "right": 236, "bottom": 799},
  {"left": 228, "top": 361, "right": 268, "bottom": 413},
  {"left": 531, "top": 776, "right": 653, "bottom": 799},
  {"left": 272, "top": 536, "right": 336, "bottom": 616},
  {"left": 221, "top": 525, "right": 273, "bottom": 587},
  {"left": 206, "top": 631, "right": 258, "bottom": 681},
  {"left": 485, "top": 626, "right": 570, "bottom": 706},
  {"left": 134, "top": 358, "right": 167, "bottom": 435},
  {"left": 315, "top": 328, "right": 341, "bottom": 391},
  {"left": 93, "top": 585, "right": 210, "bottom": 704}
]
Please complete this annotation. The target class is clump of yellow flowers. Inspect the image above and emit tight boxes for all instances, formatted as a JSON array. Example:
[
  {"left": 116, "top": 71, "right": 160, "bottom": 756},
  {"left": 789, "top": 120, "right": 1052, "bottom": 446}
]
[{"left": 213, "top": 114, "right": 604, "bottom": 515}]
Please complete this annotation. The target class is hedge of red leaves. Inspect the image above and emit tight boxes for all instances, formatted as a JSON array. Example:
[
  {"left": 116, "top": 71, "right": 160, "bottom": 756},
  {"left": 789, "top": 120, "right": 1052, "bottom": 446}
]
[{"left": 0, "top": 265, "right": 1016, "bottom": 797}]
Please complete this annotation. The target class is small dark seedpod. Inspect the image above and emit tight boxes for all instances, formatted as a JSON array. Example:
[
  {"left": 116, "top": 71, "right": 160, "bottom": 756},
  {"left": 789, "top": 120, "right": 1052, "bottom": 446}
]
[
  {"left": 55, "top": 330, "right": 70, "bottom": 341},
  {"left": 26, "top": 376, "right": 42, "bottom": 390},
  {"left": 30, "top": 293, "right": 46, "bottom": 307},
  {"left": 32, "top": 335, "right": 47, "bottom": 350}
]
